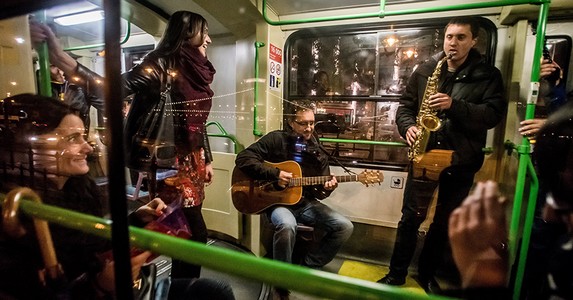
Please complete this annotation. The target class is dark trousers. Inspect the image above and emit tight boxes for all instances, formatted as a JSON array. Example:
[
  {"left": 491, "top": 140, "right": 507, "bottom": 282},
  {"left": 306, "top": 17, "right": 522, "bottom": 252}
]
[
  {"left": 170, "top": 205, "right": 208, "bottom": 279},
  {"left": 388, "top": 166, "right": 474, "bottom": 280}
]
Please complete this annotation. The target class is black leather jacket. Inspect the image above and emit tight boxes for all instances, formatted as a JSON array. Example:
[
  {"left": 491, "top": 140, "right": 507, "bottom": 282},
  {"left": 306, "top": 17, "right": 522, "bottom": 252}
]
[
  {"left": 51, "top": 79, "right": 104, "bottom": 131},
  {"left": 396, "top": 49, "right": 507, "bottom": 171},
  {"left": 74, "top": 56, "right": 213, "bottom": 164}
]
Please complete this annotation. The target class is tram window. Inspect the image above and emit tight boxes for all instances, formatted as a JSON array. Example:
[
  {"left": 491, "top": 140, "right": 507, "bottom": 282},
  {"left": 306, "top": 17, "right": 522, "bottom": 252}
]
[{"left": 285, "top": 17, "right": 497, "bottom": 165}]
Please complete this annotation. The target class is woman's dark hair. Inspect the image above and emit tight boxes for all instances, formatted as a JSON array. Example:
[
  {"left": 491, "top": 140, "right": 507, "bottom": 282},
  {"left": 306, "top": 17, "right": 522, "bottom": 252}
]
[
  {"left": 534, "top": 100, "right": 573, "bottom": 207},
  {"left": 154, "top": 10, "right": 208, "bottom": 56},
  {"left": 1, "top": 93, "right": 77, "bottom": 143}
]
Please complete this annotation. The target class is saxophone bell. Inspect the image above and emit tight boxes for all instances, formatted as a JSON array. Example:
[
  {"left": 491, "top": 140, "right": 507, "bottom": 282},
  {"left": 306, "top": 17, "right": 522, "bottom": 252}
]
[{"left": 420, "top": 114, "right": 442, "bottom": 131}]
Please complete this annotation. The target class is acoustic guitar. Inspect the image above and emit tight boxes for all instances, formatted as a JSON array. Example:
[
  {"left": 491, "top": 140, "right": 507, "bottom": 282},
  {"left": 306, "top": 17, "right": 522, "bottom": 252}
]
[{"left": 231, "top": 160, "right": 384, "bottom": 214}]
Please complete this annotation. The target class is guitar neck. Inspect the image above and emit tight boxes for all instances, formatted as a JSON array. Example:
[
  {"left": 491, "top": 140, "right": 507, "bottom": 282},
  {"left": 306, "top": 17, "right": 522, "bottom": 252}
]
[{"left": 289, "top": 175, "right": 357, "bottom": 187}]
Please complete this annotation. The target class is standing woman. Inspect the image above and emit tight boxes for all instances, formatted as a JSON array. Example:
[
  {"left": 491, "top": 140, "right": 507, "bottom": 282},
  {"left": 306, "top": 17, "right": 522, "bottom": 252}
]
[
  {"left": 124, "top": 10, "right": 216, "bottom": 280},
  {"left": 31, "top": 11, "right": 217, "bottom": 279}
]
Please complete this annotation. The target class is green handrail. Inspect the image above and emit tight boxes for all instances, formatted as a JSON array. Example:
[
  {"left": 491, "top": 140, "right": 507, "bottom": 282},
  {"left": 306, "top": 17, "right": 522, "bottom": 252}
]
[
  {"left": 0, "top": 195, "right": 456, "bottom": 300},
  {"left": 509, "top": 2, "right": 548, "bottom": 299},
  {"left": 262, "top": 0, "right": 546, "bottom": 26},
  {"left": 37, "top": 10, "right": 52, "bottom": 97},
  {"left": 321, "top": 138, "right": 407, "bottom": 148},
  {"left": 206, "top": 121, "right": 244, "bottom": 153},
  {"left": 253, "top": 41, "right": 265, "bottom": 137}
]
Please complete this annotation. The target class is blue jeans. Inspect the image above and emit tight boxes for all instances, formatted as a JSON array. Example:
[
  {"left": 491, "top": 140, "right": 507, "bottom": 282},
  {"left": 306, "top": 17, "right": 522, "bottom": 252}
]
[{"left": 268, "top": 200, "right": 353, "bottom": 268}]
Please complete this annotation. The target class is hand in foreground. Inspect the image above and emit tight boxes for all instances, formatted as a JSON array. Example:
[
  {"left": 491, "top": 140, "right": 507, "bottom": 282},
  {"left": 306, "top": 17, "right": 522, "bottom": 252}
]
[
  {"left": 449, "top": 181, "right": 509, "bottom": 288},
  {"left": 134, "top": 197, "right": 166, "bottom": 223},
  {"left": 96, "top": 251, "right": 153, "bottom": 294},
  {"left": 519, "top": 118, "right": 546, "bottom": 139}
]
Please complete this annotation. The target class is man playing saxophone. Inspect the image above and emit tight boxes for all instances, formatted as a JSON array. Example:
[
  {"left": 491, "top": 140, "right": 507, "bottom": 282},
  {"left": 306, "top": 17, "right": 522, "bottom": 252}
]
[{"left": 377, "top": 16, "right": 507, "bottom": 294}]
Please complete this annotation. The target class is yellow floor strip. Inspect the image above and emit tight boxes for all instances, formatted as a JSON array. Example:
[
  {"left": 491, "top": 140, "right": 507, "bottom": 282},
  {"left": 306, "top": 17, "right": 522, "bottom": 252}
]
[{"left": 337, "top": 260, "right": 426, "bottom": 294}]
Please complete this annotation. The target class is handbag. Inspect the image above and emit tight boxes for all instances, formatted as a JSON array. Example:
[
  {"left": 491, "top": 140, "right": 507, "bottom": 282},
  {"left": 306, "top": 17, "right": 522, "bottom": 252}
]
[
  {"left": 133, "top": 263, "right": 157, "bottom": 300},
  {"left": 128, "top": 69, "right": 177, "bottom": 173}
]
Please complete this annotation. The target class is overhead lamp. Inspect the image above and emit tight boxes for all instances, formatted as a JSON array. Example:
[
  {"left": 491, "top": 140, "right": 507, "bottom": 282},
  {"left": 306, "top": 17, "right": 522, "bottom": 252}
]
[{"left": 54, "top": 10, "right": 104, "bottom": 26}]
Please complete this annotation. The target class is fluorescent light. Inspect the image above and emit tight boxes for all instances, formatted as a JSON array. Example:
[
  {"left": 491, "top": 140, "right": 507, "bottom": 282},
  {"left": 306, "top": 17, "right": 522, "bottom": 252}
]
[{"left": 54, "top": 10, "right": 104, "bottom": 26}]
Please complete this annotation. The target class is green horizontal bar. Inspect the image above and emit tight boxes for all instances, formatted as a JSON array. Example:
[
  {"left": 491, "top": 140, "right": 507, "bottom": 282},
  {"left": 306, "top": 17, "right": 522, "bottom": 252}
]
[
  {"left": 0, "top": 195, "right": 455, "bottom": 300},
  {"left": 263, "top": 0, "right": 547, "bottom": 26},
  {"left": 321, "top": 138, "right": 407, "bottom": 148}
]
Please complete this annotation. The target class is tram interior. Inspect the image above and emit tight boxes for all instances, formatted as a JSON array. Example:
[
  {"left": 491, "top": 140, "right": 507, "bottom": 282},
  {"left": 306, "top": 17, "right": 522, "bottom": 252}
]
[{"left": 1, "top": 0, "right": 573, "bottom": 299}]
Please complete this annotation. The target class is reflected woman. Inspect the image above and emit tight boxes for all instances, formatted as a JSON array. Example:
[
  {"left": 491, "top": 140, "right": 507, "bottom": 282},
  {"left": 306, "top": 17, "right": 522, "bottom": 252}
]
[
  {"left": 0, "top": 94, "right": 234, "bottom": 299},
  {"left": 31, "top": 10, "right": 217, "bottom": 279}
]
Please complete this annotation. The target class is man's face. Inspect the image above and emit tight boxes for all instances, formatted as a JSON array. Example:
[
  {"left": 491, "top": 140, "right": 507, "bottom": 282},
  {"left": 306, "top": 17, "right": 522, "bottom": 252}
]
[
  {"left": 443, "top": 23, "right": 477, "bottom": 65},
  {"left": 289, "top": 109, "right": 315, "bottom": 141},
  {"left": 50, "top": 65, "right": 65, "bottom": 83}
]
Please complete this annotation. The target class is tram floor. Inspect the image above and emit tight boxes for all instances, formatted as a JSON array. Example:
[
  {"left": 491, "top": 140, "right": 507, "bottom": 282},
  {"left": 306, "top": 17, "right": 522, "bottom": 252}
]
[{"left": 150, "top": 222, "right": 460, "bottom": 299}]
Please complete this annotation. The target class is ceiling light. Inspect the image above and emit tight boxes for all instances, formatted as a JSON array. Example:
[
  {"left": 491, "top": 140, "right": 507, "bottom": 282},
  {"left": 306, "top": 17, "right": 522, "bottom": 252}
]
[{"left": 54, "top": 10, "right": 104, "bottom": 26}]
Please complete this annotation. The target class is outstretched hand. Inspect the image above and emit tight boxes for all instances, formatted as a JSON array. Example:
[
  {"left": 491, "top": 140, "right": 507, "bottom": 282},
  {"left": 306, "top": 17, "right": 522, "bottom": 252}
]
[
  {"left": 519, "top": 118, "right": 546, "bottom": 139},
  {"left": 449, "top": 181, "right": 509, "bottom": 288},
  {"left": 134, "top": 197, "right": 167, "bottom": 223}
]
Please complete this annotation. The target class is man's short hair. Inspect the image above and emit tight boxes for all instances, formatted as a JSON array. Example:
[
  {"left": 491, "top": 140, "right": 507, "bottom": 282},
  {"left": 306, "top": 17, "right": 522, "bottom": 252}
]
[
  {"left": 285, "top": 100, "right": 315, "bottom": 122},
  {"left": 445, "top": 16, "right": 480, "bottom": 39}
]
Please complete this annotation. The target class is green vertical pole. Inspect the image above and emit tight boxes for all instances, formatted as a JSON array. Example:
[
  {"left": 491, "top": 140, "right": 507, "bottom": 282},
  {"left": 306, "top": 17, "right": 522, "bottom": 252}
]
[
  {"left": 253, "top": 41, "right": 265, "bottom": 137},
  {"left": 510, "top": 2, "right": 549, "bottom": 300},
  {"left": 36, "top": 10, "right": 52, "bottom": 97}
]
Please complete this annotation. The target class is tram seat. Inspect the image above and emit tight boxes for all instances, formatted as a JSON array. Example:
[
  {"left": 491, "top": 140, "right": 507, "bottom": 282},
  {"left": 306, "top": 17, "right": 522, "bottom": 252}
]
[
  {"left": 260, "top": 214, "right": 316, "bottom": 265},
  {"left": 126, "top": 169, "right": 178, "bottom": 202}
]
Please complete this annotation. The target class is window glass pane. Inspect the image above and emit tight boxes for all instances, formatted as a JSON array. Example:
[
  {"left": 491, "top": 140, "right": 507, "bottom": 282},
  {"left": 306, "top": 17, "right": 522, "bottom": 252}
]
[{"left": 286, "top": 18, "right": 496, "bottom": 166}]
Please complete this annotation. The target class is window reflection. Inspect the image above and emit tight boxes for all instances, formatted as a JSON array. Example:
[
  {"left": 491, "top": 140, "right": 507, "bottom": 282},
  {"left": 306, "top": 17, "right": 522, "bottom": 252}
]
[{"left": 287, "top": 19, "right": 495, "bottom": 165}]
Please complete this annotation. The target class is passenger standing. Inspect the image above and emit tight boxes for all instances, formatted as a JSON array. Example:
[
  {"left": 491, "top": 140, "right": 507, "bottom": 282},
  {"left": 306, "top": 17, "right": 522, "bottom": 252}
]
[
  {"left": 31, "top": 11, "right": 217, "bottom": 280},
  {"left": 235, "top": 101, "right": 354, "bottom": 299},
  {"left": 449, "top": 100, "right": 573, "bottom": 299},
  {"left": 378, "top": 16, "right": 507, "bottom": 293}
]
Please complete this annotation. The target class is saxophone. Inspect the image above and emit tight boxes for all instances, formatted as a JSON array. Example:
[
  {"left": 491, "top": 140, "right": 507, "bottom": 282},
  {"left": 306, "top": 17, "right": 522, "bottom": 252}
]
[{"left": 407, "top": 53, "right": 451, "bottom": 163}]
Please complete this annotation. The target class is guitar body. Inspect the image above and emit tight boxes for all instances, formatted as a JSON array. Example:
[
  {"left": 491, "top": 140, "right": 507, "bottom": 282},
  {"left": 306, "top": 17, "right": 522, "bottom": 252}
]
[{"left": 232, "top": 161, "right": 303, "bottom": 214}]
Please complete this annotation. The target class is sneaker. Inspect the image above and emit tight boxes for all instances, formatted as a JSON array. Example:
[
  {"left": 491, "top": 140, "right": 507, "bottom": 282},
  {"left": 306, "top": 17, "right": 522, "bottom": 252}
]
[{"left": 377, "top": 274, "right": 406, "bottom": 286}]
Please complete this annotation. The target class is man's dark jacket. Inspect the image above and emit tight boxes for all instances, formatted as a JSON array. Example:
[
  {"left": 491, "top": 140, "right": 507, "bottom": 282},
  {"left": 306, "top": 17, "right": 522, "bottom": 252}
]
[{"left": 396, "top": 49, "right": 506, "bottom": 172}]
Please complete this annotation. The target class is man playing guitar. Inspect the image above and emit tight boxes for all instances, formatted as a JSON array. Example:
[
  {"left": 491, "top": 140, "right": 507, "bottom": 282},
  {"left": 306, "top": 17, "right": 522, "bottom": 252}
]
[{"left": 235, "top": 100, "right": 354, "bottom": 299}]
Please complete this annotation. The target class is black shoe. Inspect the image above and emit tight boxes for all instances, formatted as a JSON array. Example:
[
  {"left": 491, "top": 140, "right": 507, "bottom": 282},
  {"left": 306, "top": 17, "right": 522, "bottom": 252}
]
[
  {"left": 377, "top": 274, "right": 406, "bottom": 286},
  {"left": 271, "top": 288, "right": 290, "bottom": 300},
  {"left": 418, "top": 276, "right": 442, "bottom": 294}
]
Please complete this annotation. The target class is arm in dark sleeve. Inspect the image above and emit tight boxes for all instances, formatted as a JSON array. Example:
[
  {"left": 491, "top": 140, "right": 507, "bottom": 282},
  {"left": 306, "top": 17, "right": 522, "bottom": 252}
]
[
  {"left": 203, "top": 126, "right": 213, "bottom": 164},
  {"left": 447, "top": 67, "right": 507, "bottom": 132},
  {"left": 396, "top": 72, "right": 421, "bottom": 138},
  {"left": 235, "top": 133, "right": 282, "bottom": 181},
  {"left": 70, "top": 63, "right": 105, "bottom": 112},
  {"left": 120, "top": 58, "right": 163, "bottom": 100}
]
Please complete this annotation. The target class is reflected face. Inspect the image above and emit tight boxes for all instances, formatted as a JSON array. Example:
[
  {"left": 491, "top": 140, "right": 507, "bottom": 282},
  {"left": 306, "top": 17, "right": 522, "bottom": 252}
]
[
  {"left": 443, "top": 24, "right": 477, "bottom": 66},
  {"left": 189, "top": 26, "right": 211, "bottom": 57},
  {"left": 50, "top": 65, "right": 65, "bottom": 83},
  {"left": 289, "top": 109, "right": 315, "bottom": 141},
  {"left": 33, "top": 114, "right": 93, "bottom": 177}
]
